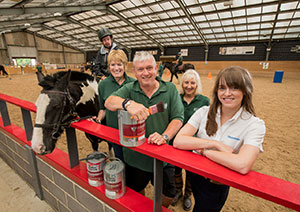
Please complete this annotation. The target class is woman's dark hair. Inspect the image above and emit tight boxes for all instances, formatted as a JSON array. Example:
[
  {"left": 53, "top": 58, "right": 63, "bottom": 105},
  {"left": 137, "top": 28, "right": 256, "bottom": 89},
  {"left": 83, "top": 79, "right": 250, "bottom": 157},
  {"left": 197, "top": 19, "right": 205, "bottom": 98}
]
[{"left": 206, "top": 66, "right": 255, "bottom": 136}]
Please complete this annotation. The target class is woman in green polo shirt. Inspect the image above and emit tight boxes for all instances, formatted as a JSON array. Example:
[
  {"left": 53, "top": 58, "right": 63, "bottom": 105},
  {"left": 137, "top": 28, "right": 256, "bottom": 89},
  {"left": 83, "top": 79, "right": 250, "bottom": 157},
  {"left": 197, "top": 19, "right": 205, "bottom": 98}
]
[
  {"left": 172, "top": 69, "right": 210, "bottom": 210},
  {"left": 96, "top": 50, "right": 135, "bottom": 160}
]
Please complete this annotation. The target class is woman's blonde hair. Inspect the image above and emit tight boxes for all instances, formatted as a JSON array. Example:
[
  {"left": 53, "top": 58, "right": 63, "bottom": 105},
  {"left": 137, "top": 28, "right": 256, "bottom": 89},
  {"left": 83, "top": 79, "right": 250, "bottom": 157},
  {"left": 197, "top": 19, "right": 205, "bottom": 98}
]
[
  {"left": 107, "top": 49, "right": 128, "bottom": 72},
  {"left": 179, "top": 69, "right": 202, "bottom": 95},
  {"left": 206, "top": 66, "right": 255, "bottom": 136}
]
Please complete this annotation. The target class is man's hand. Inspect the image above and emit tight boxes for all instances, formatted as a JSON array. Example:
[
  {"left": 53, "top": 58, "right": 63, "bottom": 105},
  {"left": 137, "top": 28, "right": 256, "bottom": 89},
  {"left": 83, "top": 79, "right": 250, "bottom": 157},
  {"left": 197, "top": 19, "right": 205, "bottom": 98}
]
[
  {"left": 127, "top": 101, "right": 149, "bottom": 121},
  {"left": 148, "top": 132, "right": 167, "bottom": 146}
]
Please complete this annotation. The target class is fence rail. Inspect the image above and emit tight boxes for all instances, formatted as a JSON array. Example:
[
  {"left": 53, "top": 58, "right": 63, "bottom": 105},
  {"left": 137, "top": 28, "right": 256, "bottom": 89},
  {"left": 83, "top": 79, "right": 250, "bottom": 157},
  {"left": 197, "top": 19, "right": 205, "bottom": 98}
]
[{"left": 0, "top": 92, "right": 300, "bottom": 211}]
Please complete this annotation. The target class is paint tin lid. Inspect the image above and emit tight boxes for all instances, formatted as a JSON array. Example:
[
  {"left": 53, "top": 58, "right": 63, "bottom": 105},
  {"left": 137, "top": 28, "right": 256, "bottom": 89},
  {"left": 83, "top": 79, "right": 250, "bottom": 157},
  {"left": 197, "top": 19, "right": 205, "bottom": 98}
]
[
  {"left": 104, "top": 159, "right": 124, "bottom": 174},
  {"left": 86, "top": 152, "right": 107, "bottom": 163}
]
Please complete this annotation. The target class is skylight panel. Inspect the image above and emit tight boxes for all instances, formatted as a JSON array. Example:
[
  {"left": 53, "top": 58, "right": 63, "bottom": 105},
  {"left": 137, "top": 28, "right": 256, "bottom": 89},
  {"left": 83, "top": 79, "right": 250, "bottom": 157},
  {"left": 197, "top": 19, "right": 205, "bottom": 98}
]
[
  {"left": 212, "top": 28, "right": 223, "bottom": 33},
  {"left": 287, "top": 27, "right": 300, "bottom": 33},
  {"left": 280, "top": 2, "right": 298, "bottom": 11},
  {"left": 232, "top": 10, "right": 245, "bottom": 17},
  {"left": 123, "top": 1, "right": 136, "bottom": 9},
  {"left": 222, "top": 20, "right": 233, "bottom": 26},
  {"left": 262, "top": 5, "right": 278, "bottom": 13},
  {"left": 278, "top": 13, "right": 293, "bottom": 20},
  {"left": 261, "top": 23, "right": 273, "bottom": 28},
  {"left": 131, "top": 9, "right": 144, "bottom": 16},
  {"left": 234, "top": 18, "right": 246, "bottom": 24},
  {"left": 194, "top": 15, "right": 206, "bottom": 22},
  {"left": 290, "top": 20, "right": 300, "bottom": 26},
  {"left": 150, "top": 5, "right": 163, "bottom": 12},
  {"left": 219, "top": 12, "right": 231, "bottom": 19},
  {"left": 224, "top": 27, "right": 234, "bottom": 32},
  {"left": 140, "top": 16, "right": 151, "bottom": 22},
  {"left": 272, "top": 34, "right": 284, "bottom": 39},
  {"left": 247, "top": 17, "right": 260, "bottom": 23},
  {"left": 274, "top": 28, "right": 287, "bottom": 33},
  {"left": 210, "top": 21, "right": 221, "bottom": 27},
  {"left": 202, "top": 29, "right": 213, "bottom": 34},
  {"left": 160, "top": 2, "right": 173, "bottom": 10},
  {"left": 122, "top": 11, "right": 135, "bottom": 18},
  {"left": 202, "top": 5, "right": 215, "bottom": 12},
  {"left": 285, "top": 33, "right": 299, "bottom": 38},
  {"left": 198, "top": 22, "right": 210, "bottom": 28},
  {"left": 235, "top": 25, "right": 246, "bottom": 31},
  {"left": 248, "top": 7, "right": 262, "bottom": 15},
  {"left": 168, "top": 11, "right": 181, "bottom": 18},
  {"left": 206, "top": 14, "right": 218, "bottom": 20},
  {"left": 276, "top": 21, "right": 289, "bottom": 27},
  {"left": 294, "top": 12, "right": 300, "bottom": 18},
  {"left": 187, "top": 6, "right": 201, "bottom": 14},
  {"left": 262, "top": 15, "right": 275, "bottom": 21}
]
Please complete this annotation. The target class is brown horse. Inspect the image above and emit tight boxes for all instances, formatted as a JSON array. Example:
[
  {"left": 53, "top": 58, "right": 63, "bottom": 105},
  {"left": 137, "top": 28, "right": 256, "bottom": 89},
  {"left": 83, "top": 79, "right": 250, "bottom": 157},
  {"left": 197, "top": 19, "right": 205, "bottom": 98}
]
[{"left": 163, "top": 62, "right": 195, "bottom": 82}]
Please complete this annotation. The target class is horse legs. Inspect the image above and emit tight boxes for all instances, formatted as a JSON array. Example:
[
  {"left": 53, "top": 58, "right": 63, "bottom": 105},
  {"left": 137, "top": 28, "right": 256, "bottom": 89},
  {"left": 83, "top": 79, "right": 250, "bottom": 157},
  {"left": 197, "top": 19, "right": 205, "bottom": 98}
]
[
  {"left": 170, "top": 73, "right": 174, "bottom": 82},
  {"left": 85, "top": 133, "right": 113, "bottom": 152}
]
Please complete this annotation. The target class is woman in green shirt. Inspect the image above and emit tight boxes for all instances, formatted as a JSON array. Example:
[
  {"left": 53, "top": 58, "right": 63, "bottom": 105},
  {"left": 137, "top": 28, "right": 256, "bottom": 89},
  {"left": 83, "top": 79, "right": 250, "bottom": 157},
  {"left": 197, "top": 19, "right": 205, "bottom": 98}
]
[
  {"left": 96, "top": 50, "right": 135, "bottom": 160},
  {"left": 173, "top": 69, "right": 210, "bottom": 210}
]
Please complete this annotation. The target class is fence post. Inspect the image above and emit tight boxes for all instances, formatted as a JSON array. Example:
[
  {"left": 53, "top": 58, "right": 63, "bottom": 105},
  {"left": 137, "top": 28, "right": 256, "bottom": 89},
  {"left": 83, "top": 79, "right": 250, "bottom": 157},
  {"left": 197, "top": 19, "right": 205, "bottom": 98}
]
[
  {"left": 25, "top": 144, "right": 44, "bottom": 200},
  {"left": 66, "top": 127, "right": 79, "bottom": 168},
  {"left": 0, "top": 100, "right": 11, "bottom": 126},
  {"left": 153, "top": 158, "right": 163, "bottom": 212},
  {"left": 21, "top": 108, "right": 33, "bottom": 141}
]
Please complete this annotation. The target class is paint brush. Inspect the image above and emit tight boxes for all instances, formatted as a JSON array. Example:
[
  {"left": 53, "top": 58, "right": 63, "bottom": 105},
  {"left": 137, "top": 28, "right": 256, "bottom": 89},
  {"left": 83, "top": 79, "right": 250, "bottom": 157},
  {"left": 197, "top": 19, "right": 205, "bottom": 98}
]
[
  {"left": 131, "top": 101, "right": 166, "bottom": 119},
  {"left": 148, "top": 101, "right": 165, "bottom": 115}
]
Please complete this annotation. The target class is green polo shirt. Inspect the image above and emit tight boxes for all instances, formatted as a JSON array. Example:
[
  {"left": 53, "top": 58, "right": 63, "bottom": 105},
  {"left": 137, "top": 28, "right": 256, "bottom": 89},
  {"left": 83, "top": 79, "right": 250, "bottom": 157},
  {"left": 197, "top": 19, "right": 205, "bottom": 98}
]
[
  {"left": 181, "top": 94, "right": 210, "bottom": 125},
  {"left": 111, "top": 77, "right": 184, "bottom": 172},
  {"left": 98, "top": 73, "right": 135, "bottom": 129}
]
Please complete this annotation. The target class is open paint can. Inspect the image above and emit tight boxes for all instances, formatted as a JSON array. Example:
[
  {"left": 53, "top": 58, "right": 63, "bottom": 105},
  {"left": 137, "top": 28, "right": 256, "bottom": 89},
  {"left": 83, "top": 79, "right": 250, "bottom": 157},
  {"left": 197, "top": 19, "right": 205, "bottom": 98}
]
[
  {"left": 83, "top": 152, "right": 107, "bottom": 187},
  {"left": 104, "top": 158, "right": 126, "bottom": 199},
  {"left": 118, "top": 110, "right": 145, "bottom": 147}
]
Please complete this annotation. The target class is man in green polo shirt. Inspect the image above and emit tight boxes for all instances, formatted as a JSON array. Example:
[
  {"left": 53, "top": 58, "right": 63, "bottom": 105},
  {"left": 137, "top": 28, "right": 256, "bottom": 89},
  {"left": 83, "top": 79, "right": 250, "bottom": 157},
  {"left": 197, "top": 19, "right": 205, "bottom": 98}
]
[{"left": 105, "top": 51, "right": 184, "bottom": 207}]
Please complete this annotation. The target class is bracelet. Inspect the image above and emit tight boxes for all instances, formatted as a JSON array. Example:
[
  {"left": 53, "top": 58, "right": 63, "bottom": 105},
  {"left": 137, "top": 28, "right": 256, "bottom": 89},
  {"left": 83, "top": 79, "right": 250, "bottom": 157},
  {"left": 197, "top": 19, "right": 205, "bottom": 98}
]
[{"left": 122, "top": 98, "right": 130, "bottom": 111}]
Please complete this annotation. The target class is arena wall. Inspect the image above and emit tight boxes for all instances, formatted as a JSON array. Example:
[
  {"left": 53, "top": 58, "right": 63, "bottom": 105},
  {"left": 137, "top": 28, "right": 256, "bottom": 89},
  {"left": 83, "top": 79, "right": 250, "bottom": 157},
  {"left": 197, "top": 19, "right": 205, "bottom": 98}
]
[
  {"left": 0, "top": 32, "right": 85, "bottom": 65},
  {"left": 0, "top": 131, "right": 115, "bottom": 212}
]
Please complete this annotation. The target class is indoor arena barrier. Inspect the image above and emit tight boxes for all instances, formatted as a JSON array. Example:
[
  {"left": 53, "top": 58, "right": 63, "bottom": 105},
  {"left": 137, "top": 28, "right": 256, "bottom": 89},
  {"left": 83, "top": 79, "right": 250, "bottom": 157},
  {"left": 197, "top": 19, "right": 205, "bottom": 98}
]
[{"left": 0, "top": 93, "right": 300, "bottom": 212}]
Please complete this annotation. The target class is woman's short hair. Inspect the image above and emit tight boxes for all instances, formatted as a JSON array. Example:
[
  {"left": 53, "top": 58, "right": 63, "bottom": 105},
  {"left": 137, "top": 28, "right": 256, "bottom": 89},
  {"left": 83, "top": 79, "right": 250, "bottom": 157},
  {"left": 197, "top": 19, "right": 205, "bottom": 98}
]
[
  {"left": 107, "top": 50, "right": 128, "bottom": 72},
  {"left": 133, "top": 51, "right": 156, "bottom": 68},
  {"left": 179, "top": 69, "right": 202, "bottom": 95}
]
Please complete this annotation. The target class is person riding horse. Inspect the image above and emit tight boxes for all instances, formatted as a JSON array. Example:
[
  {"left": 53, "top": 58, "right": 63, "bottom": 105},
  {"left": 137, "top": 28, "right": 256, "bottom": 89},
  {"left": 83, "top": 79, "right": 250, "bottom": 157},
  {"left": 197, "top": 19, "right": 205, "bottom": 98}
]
[{"left": 174, "top": 52, "right": 183, "bottom": 74}]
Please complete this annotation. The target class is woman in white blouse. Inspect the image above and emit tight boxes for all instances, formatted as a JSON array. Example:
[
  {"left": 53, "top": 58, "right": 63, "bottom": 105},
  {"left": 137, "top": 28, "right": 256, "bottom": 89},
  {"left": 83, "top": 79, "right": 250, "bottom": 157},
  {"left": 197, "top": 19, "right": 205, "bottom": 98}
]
[{"left": 174, "top": 66, "right": 266, "bottom": 212}]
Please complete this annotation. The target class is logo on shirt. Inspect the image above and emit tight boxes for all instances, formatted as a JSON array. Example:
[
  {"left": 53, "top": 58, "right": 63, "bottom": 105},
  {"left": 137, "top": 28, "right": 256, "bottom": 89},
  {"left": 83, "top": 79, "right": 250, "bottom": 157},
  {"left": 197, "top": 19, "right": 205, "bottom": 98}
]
[{"left": 227, "top": 135, "right": 240, "bottom": 141}]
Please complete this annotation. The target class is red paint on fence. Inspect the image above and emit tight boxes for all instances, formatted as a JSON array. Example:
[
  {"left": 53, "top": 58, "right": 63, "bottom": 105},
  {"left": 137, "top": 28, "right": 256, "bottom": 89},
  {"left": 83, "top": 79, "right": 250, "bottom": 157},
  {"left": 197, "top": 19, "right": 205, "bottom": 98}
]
[{"left": 1, "top": 93, "right": 300, "bottom": 211}]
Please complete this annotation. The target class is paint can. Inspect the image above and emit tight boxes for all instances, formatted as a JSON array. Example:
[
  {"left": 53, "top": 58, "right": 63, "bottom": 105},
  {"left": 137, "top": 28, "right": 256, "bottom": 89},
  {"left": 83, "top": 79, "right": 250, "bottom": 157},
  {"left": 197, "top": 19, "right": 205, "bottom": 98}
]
[
  {"left": 118, "top": 110, "right": 145, "bottom": 147},
  {"left": 85, "top": 152, "right": 107, "bottom": 187},
  {"left": 104, "top": 158, "right": 126, "bottom": 199}
]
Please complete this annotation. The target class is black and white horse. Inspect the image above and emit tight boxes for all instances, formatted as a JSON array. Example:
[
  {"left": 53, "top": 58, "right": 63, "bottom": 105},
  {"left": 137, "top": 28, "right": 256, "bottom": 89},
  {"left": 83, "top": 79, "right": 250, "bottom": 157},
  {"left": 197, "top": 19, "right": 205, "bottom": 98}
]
[
  {"left": 163, "top": 62, "right": 195, "bottom": 82},
  {"left": 31, "top": 70, "right": 102, "bottom": 155}
]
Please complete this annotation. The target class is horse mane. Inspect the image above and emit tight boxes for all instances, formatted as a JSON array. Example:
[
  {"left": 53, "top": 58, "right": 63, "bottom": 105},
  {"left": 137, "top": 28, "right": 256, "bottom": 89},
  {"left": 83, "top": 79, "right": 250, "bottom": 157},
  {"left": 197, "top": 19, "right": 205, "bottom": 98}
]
[{"left": 39, "top": 71, "right": 95, "bottom": 89}]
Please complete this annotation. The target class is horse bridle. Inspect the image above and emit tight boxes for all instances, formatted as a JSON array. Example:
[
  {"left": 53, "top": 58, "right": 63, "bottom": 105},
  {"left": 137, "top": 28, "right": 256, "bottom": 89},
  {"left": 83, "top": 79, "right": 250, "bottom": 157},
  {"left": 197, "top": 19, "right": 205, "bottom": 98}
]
[{"left": 34, "top": 89, "right": 78, "bottom": 140}]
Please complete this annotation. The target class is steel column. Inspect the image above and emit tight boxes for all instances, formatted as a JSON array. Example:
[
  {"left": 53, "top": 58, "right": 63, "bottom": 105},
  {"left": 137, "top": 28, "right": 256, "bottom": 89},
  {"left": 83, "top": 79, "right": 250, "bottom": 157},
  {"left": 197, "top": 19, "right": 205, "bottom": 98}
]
[
  {"left": 25, "top": 145, "right": 44, "bottom": 200},
  {"left": 0, "top": 100, "right": 11, "bottom": 126},
  {"left": 153, "top": 158, "right": 163, "bottom": 212},
  {"left": 65, "top": 127, "right": 79, "bottom": 168},
  {"left": 21, "top": 108, "right": 33, "bottom": 141}
]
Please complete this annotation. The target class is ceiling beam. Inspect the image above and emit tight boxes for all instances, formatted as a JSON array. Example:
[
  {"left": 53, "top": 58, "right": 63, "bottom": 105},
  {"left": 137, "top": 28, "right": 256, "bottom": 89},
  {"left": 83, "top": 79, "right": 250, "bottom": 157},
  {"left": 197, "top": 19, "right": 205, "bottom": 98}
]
[
  {"left": 268, "top": 0, "right": 282, "bottom": 49},
  {"left": 66, "top": 16, "right": 130, "bottom": 52},
  {"left": 42, "top": 24, "right": 98, "bottom": 50},
  {"left": 11, "top": 0, "right": 34, "bottom": 8},
  {"left": 0, "top": 16, "right": 66, "bottom": 27},
  {"left": 106, "top": 6, "right": 164, "bottom": 50},
  {"left": 0, "top": 5, "right": 106, "bottom": 16},
  {"left": 176, "top": 0, "right": 208, "bottom": 47}
]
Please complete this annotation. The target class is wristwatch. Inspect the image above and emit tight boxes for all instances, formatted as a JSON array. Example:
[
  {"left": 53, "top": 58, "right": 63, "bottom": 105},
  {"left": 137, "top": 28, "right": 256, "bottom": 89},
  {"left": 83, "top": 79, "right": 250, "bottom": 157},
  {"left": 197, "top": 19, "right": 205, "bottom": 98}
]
[
  {"left": 162, "top": 134, "right": 170, "bottom": 142},
  {"left": 122, "top": 98, "right": 131, "bottom": 111}
]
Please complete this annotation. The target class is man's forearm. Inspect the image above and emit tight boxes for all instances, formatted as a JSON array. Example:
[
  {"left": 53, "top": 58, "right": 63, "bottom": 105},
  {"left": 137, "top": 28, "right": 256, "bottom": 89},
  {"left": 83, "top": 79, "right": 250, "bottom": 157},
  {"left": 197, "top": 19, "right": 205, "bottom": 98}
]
[{"left": 104, "top": 96, "right": 124, "bottom": 111}]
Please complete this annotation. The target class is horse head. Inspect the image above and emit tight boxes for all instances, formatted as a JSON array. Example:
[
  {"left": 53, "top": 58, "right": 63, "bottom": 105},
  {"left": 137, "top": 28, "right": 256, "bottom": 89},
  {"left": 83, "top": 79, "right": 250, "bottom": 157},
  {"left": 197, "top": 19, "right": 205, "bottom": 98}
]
[{"left": 31, "top": 71, "right": 78, "bottom": 154}]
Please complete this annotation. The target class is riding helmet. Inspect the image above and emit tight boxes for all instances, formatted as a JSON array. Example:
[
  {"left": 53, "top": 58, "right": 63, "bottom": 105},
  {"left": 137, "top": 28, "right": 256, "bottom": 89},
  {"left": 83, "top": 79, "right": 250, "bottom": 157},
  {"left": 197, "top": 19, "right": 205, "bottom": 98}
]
[{"left": 98, "top": 27, "right": 113, "bottom": 41}]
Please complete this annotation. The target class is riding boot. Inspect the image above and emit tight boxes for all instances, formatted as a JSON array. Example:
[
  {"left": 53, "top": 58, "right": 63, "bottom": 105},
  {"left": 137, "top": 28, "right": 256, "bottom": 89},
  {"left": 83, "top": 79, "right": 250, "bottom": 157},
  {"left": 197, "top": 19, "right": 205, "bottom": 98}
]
[
  {"left": 171, "top": 172, "right": 183, "bottom": 206},
  {"left": 183, "top": 173, "right": 192, "bottom": 211}
]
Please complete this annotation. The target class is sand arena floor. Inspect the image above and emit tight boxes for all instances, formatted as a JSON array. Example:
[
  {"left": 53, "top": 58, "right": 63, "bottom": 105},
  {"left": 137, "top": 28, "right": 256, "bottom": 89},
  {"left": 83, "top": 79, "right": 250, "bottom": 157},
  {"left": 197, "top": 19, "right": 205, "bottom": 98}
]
[{"left": 0, "top": 68, "right": 299, "bottom": 212}]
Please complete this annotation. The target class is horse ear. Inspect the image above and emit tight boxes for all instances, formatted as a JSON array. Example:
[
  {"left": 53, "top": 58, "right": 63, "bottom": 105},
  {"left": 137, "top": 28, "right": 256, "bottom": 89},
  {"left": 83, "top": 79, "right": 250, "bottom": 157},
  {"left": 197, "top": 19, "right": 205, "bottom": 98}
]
[
  {"left": 58, "top": 70, "right": 72, "bottom": 90},
  {"left": 36, "top": 71, "right": 45, "bottom": 83}
]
